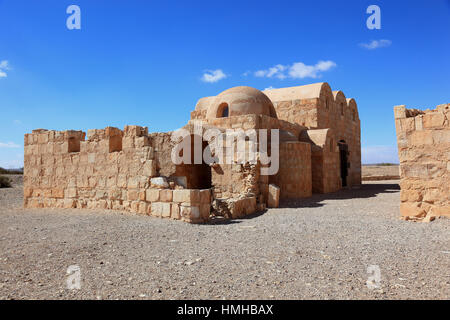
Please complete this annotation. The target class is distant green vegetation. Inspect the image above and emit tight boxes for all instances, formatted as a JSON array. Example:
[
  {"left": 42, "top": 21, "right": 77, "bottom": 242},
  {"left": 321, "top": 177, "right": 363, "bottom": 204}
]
[
  {"left": 0, "top": 176, "right": 12, "bottom": 188},
  {"left": 0, "top": 167, "right": 23, "bottom": 174},
  {"left": 362, "top": 163, "right": 398, "bottom": 166}
]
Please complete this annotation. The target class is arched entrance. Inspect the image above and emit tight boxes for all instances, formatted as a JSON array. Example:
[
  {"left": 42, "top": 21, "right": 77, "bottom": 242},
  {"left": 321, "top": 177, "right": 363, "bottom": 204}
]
[{"left": 175, "top": 134, "right": 212, "bottom": 189}]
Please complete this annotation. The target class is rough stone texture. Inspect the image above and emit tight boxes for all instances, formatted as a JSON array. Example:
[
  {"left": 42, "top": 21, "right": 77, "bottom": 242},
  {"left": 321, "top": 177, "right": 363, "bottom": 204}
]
[
  {"left": 24, "top": 83, "right": 362, "bottom": 223},
  {"left": 267, "top": 184, "right": 280, "bottom": 208},
  {"left": 269, "top": 142, "right": 312, "bottom": 199},
  {"left": 300, "top": 128, "right": 340, "bottom": 193},
  {"left": 23, "top": 126, "right": 210, "bottom": 223},
  {"left": 194, "top": 83, "right": 361, "bottom": 191},
  {"left": 394, "top": 103, "right": 450, "bottom": 221},
  {"left": 263, "top": 84, "right": 361, "bottom": 189}
]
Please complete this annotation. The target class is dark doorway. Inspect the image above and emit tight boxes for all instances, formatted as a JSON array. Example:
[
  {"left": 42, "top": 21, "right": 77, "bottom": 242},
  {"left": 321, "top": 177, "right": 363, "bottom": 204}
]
[
  {"left": 175, "top": 135, "right": 212, "bottom": 189},
  {"left": 338, "top": 140, "right": 349, "bottom": 187},
  {"left": 193, "top": 140, "right": 212, "bottom": 189}
]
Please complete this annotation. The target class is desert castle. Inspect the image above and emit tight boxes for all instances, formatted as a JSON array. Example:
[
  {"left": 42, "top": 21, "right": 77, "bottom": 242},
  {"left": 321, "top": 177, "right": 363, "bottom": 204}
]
[{"left": 24, "top": 82, "right": 361, "bottom": 223}]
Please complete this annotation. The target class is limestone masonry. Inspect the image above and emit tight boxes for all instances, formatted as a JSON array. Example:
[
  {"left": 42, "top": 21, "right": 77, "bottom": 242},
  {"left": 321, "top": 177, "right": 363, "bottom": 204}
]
[
  {"left": 24, "top": 83, "right": 361, "bottom": 223},
  {"left": 394, "top": 103, "right": 450, "bottom": 222}
]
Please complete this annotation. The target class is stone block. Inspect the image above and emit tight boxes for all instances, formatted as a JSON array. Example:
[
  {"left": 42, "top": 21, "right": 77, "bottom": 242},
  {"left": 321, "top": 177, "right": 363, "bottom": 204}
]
[
  {"left": 131, "top": 201, "right": 140, "bottom": 212},
  {"left": 180, "top": 205, "right": 200, "bottom": 220},
  {"left": 146, "top": 189, "right": 160, "bottom": 202},
  {"left": 160, "top": 189, "right": 173, "bottom": 202},
  {"left": 161, "top": 203, "right": 171, "bottom": 218},
  {"left": 109, "top": 135, "right": 122, "bottom": 153},
  {"left": 143, "top": 160, "right": 156, "bottom": 177},
  {"left": 151, "top": 202, "right": 162, "bottom": 217},
  {"left": 423, "top": 112, "right": 445, "bottom": 129},
  {"left": 410, "top": 130, "right": 433, "bottom": 146},
  {"left": 127, "top": 177, "right": 139, "bottom": 189},
  {"left": 138, "top": 202, "right": 148, "bottom": 215},
  {"left": 171, "top": 203, "right": 180, "bottom": 219},
  {"left": 65, "top": 188, "right": 77, "bottom": 198},
  {"left": 400, "top": 189, "right": 422, "bottom": 202},
  {"left": 268, "top": 184, "right": 280, "bottom": 208},
  {"left": 127, "top": 190, "right": 139, "bottom": 201},
  {"left": 199, "top": 204, "right": 210, "bottom": 220},
  {"left": 400, "top": 118, "right": 415, "bottom": 132},
  {"left": 63, "top": 199, "right": 76, "bottom": 208},
  {"left": 423, "top": 189, "right": 441, "bottom": 203},
  {"left": 199, "top": 189, "right": 211, "bottom": 204},
  {"left": 173, "top": 189, "right": 200, "bottom": 203},
  {"left": 430, "top": 206, "right": 450, "bottom": 218},
  {"left": 88, "top": 153, "right": 96, "bottom": 164}
]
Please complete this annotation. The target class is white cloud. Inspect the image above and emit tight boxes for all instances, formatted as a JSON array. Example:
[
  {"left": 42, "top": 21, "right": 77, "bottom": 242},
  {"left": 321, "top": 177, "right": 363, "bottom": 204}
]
[
  {"left": 362, "top": 145, "right": 399, "bottom": 164},
  {"left": 0, "top": 142, "right": 21, "bottom": 148},
  {"left": 0, "top": 60, "right": 9, "bottom": 78},
  {"left": 254, "top": 60, "right": 336, "bottom": 80},
  {"left": 263, "top": 86, "right": 276, "bottom": 90},
  {"left": 359, "top": 39, "right": 392, "bottom": 50},
  {"left": 201, "top": 69, "right": 227, "bottom": 83},
  {"left": 255, "top": 64, "right": 287, "bottom": 79}
]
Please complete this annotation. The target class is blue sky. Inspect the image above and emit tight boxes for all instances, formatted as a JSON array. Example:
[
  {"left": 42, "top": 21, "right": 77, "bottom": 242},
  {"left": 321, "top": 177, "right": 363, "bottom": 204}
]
[{"left": 0, "top": 0, "right": 449, "bottom": 168}]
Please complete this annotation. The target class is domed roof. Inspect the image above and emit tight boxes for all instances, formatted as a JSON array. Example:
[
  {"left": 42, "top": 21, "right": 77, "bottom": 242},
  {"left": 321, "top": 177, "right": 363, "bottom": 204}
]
[{"left": 206, "top": 86, "right": 277, "bottom": 119}]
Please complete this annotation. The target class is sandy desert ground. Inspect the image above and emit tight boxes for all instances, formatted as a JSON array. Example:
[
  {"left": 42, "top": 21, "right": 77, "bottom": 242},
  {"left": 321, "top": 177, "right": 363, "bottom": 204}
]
[
  {"left": 0, "top": 174, "right": 448, "bottom": 300},
  {"left": 361, "top": 165, "right": 400, "bottom": 180}
]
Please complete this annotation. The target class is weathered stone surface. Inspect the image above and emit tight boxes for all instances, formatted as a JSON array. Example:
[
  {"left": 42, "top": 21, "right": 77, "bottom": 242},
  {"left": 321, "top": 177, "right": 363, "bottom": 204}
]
[
  {"left": 160, "top": 189, "right": 173, "bottom": 202},
  {"left": 146, "top": 189, "right": 159, "bottom": 202},
  {"left": 24, "top": 83, "right": 362, "bottom": 224},
  {"left": 394, "top": 103, "right": 449, "bottom": 222},
  {"left": 267, "top": 184, "right": 280, "bottom": 208}
]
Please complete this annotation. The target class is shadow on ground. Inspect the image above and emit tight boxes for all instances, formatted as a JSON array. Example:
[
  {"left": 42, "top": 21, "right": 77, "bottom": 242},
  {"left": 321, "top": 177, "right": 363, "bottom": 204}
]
[
  {"left": 280, "top": 182, "right": 400, "bottom": 209},
  {"left": 205, "top": 182, "right": 400, "bottom": 224}
]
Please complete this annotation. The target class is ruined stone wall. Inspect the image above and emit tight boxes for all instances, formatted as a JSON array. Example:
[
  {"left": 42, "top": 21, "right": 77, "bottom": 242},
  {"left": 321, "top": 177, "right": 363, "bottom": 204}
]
[
  {"left": 187, "top": 114, "right": 312, "bottom": 213},
  {"left": 394, "top": 103, "right": 450, "bottom": 221},
  {"left": 24, "top": 126, "right": 211, "bottom": 223}
]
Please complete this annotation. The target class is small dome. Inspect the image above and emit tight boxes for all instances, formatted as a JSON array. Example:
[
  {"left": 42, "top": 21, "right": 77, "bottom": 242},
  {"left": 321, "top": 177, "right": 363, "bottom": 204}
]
[{"left": 206, "top": 86, "right": 277, "bottom": 119}]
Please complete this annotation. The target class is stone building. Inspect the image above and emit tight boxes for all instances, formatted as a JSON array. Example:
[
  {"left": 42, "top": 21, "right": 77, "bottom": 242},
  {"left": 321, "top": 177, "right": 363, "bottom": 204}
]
[
  {"left": 24, "top": 82, "right": 361, "bottom": 223},
  {"left": 394, "top": 103, "right": 450, "bottom": 222}
]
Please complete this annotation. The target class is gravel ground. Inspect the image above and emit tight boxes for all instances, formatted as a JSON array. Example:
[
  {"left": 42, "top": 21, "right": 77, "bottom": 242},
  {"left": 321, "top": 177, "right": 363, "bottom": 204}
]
[{"left": 0, "top": 175, "right": 449, "bottom": 300}]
